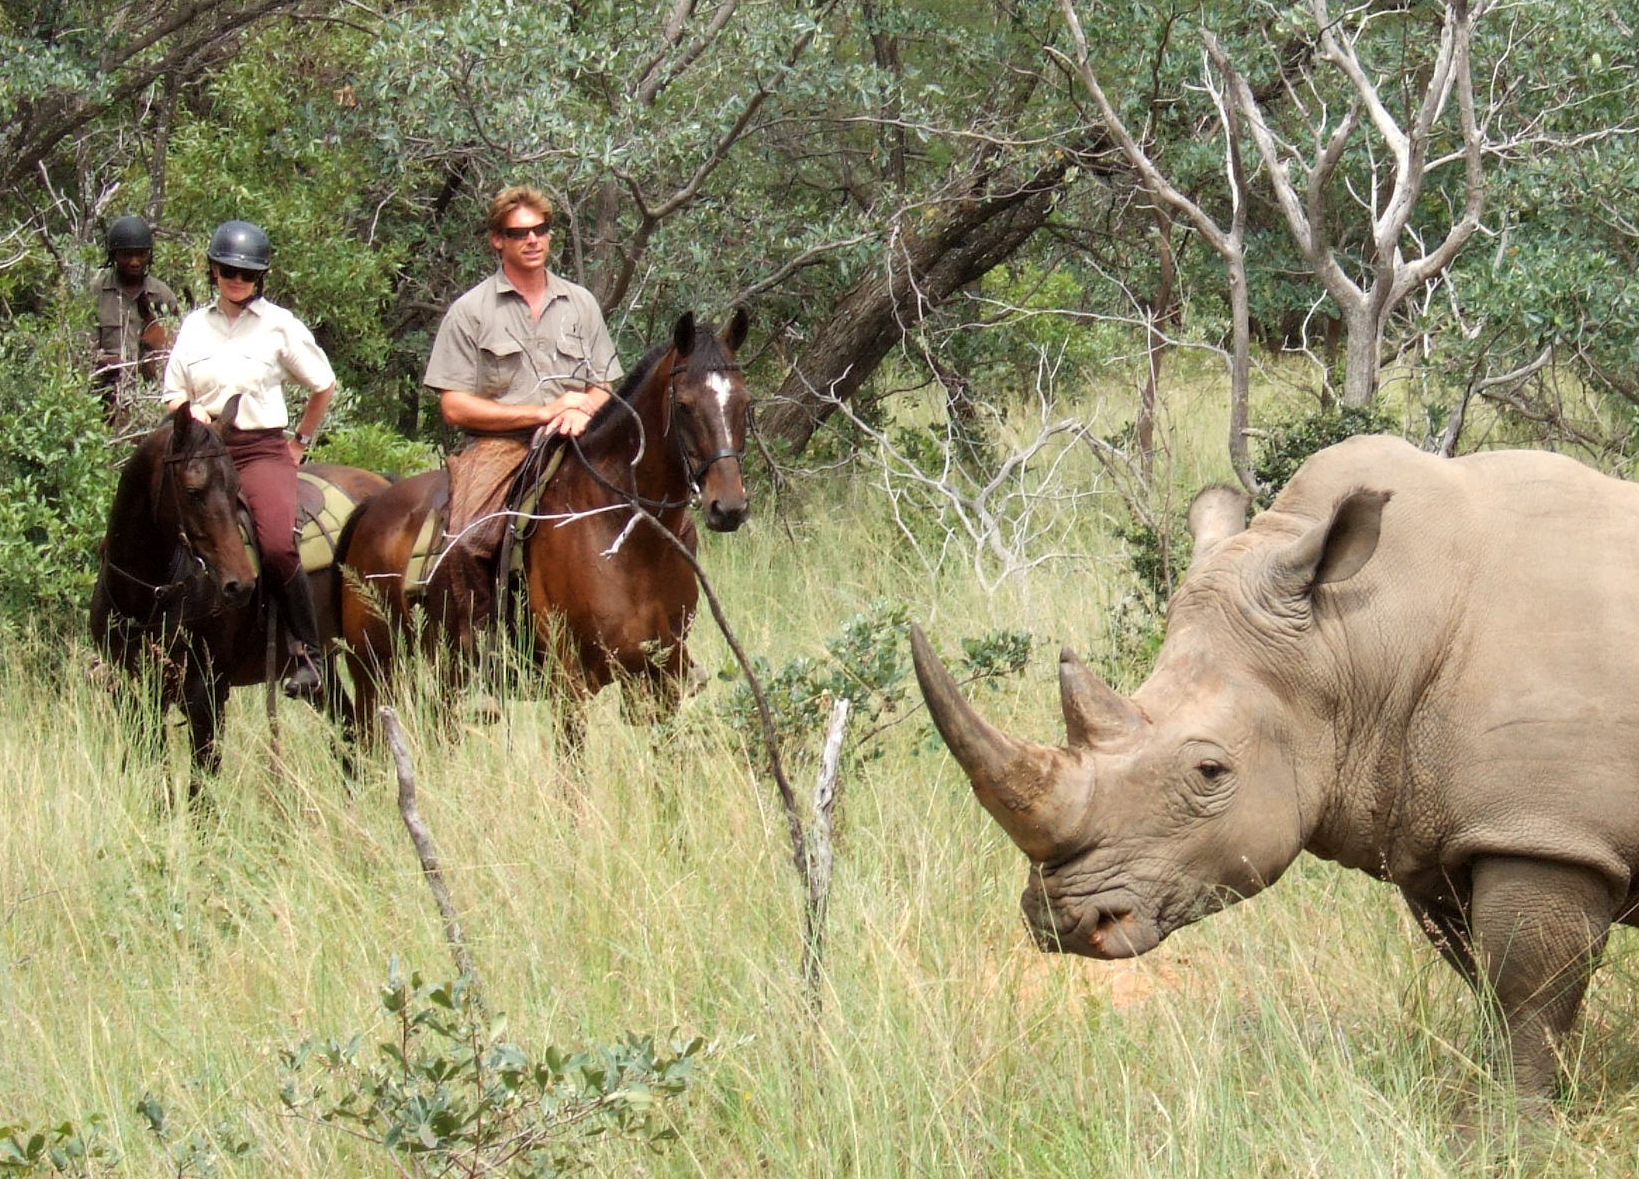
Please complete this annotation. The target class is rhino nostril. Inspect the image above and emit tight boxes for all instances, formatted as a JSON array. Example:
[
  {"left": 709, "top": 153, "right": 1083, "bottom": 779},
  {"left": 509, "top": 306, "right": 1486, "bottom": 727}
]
[{"left": 1091, "top": 909, "right": 1135, "bottom": 950}]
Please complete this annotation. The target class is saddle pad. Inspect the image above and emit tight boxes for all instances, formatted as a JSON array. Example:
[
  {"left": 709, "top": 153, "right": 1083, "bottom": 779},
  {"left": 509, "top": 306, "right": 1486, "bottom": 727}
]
[
  {"left": 297, "top": 469, "right": 371, "bottom": 573},
  {"left": 401, "top": 446, "right": 566, "bottom": 596}
]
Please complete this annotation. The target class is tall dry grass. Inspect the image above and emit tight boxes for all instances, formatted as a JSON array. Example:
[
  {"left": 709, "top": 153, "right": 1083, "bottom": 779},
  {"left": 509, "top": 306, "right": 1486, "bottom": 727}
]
[{"left": 4, "top": 366, "right": 1639, "bottom": 1176}]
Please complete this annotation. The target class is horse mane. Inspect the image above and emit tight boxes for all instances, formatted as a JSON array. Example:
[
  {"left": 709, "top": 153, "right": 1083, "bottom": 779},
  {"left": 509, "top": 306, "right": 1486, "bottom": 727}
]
[
  {"left": 582, "top": 322, "right": 737, "bottom": 447},
  {"left": 112, "top": 419, "right": 179, "bottom": 507},
  {"left": 593, "top": 344, "right": 667, "bottom": 429}
]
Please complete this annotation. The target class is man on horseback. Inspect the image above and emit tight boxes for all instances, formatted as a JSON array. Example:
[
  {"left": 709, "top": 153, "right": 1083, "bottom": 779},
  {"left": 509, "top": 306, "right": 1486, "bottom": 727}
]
[
  {"left": 162, "top": 219, "right": 335, "bottom": 699},
  {"left": 91, "top": 215, "right": 180, "bottom": 424},
  {"left": 424, "top": 184, "right": 623, "bottom": 648}
]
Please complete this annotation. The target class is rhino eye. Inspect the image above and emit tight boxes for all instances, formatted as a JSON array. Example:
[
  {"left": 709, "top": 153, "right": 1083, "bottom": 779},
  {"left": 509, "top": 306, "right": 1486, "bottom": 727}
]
[{"left": 1196, "top": 760, "right": 1227, "bottom": 781}]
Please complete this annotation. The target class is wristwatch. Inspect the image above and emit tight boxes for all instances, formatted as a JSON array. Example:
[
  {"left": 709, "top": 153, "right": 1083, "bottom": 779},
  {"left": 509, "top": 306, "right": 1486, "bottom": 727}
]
[{"left": 293, "top": 430, "right": 313, "bottom": 446}]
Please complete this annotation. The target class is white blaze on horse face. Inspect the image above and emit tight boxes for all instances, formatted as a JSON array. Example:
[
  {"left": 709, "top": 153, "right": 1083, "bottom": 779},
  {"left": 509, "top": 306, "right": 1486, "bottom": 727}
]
[{"left": 707, "top": 372, "right": 734, "bottom": 417}]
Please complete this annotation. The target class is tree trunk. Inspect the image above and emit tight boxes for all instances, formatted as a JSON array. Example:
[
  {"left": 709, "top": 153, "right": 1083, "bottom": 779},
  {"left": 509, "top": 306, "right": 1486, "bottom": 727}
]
[
  {"left": 761, "top": 159, "right": 1072, "bottom": 452},
  {"left": 1139, "top": 206, "right": 1178, "bottom": 484},
  {"left": 1341, "top": 307, "right": 1382, "bottom": 408},
  {"left": 1227, "top": 254, "right": 1257, "bottom": 494}
]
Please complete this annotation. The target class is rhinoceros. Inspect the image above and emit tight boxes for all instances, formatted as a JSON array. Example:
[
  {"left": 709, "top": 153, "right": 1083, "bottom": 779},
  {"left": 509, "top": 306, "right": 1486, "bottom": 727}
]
[{"left": 913, "top": 434, "right": 1639, "bottom": 1105}]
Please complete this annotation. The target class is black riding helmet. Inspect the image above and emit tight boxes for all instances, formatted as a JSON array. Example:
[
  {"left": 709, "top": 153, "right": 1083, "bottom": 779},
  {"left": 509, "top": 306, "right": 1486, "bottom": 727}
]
[
  {"left": 207, "top": 220, "right": 271, "bottom": 271},
  {"left": 106, "top": 215, "right": 154, "bottom": 257}
]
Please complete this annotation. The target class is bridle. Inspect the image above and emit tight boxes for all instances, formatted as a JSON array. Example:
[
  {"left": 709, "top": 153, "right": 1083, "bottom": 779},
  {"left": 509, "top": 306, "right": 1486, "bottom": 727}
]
[
  {"left": 564, "top": 354, "right": 748, "bottom": 514},
  {"left": 670, "top": 362, "right": 749, "bottom": 489}
]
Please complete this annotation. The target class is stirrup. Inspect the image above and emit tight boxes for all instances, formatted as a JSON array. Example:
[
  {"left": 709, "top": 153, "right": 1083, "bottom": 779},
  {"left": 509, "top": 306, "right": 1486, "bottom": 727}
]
[{"left": 283, "top": 650, "right": 322, "bottom": 700}]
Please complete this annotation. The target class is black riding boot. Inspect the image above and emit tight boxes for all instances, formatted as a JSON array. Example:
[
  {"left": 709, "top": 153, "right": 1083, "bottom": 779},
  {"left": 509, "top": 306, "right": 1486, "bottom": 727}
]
[{"left": 276, "top": 571, "right": 323, "bottom": 700}]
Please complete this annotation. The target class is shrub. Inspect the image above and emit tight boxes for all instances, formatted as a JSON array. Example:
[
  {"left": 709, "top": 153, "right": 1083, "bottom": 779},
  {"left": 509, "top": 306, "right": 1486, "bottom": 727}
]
[
  {"left": 0, "top": 1117, "right": 117, "bottom": 1175},
  {"left": 723, "top": 600, "right": 1032, "bottom": 764},
  {"left": 309, "top": 421, "right": 439, "bottom": 480},
  {"left": 1252, "top": 403, "right": 1400, "bottom": 505},
  {"left": 280, "top": 966, "right": 711, "bottom": 1178},
  {"left": 0, "top": 310, "right": 120, "bottom": 625}
]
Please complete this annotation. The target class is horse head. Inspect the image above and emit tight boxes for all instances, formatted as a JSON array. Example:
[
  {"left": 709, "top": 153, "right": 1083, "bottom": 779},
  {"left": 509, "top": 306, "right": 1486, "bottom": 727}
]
[
  {"left": 667, "top": 308, "right": 752, "bottom": 533},
  {"left": 158, "top": 399, "right": 256, "bottom": 608}
]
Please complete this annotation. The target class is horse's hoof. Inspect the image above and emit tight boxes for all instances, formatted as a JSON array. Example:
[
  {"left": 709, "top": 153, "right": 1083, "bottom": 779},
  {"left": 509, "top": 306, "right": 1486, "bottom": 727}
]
[
  {"left": 86, "top": 656, "right": 120, "bottom": 694},
  {"left": 283, "top": 659, "right": 322, "bottom": 700}
]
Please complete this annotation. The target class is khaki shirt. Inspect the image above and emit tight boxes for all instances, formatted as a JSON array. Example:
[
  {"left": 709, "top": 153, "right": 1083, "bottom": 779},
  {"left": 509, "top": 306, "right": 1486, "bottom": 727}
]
[
  {"left": 423, "top": 269, "right": 622, "bottom": 431},
  {"left": 162, "top": 297, "right": 335, "bottom": 431},
  {"left": 92, "top": 268, "right": 179, "bottom": 366}
]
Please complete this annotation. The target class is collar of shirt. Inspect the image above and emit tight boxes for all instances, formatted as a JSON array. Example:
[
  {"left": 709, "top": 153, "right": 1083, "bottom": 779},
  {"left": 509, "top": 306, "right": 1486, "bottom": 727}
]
[
  {"left": 205, "top": 296, "right": 267, "bottom": 323},
  {"left": 493, "top": 267, "right": 572, "bottom": 306}
]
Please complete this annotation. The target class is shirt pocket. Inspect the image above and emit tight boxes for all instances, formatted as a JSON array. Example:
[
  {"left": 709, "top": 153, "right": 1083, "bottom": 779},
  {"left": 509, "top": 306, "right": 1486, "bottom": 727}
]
[
  {"left": 477, "top": 338, "right": 524, "bottom": 400},
  {"left": 542, "top": 321, "right": 593, "bottom": 382}
]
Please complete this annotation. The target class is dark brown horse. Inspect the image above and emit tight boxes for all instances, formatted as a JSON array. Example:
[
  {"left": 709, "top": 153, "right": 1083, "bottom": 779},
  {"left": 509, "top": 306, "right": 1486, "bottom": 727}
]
[
  {"left": 90, "top": 402, "right": 390, "bottom": 783},
  {"left": 337, "top": 309, "right": 752, "bottom": 732}
]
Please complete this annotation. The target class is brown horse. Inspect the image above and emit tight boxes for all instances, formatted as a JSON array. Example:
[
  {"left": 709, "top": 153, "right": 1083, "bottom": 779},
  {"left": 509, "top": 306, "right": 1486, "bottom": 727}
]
[
  {"left": 90, "top": 402, "right": 390, "bottom": 784},
  {"left": 337, "top": 308, "right": 752, "bottom": 734}
]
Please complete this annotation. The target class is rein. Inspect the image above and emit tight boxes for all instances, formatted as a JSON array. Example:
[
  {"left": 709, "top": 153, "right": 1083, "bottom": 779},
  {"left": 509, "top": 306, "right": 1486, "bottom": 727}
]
[{"left": 99, "top": 548, "right": 207, "bottom": 623}]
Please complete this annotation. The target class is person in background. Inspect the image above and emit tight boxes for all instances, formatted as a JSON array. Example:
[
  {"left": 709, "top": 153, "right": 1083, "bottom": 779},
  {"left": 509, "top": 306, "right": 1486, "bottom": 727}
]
[
  {"left": 422, "top": 183, "right": 623, "bottom": 651},
  {"left": 92, "top": 214, "right": 179, "bottom": 423},
  {"left": 161, "top": 220, "right": 334, "bottom": 699}
]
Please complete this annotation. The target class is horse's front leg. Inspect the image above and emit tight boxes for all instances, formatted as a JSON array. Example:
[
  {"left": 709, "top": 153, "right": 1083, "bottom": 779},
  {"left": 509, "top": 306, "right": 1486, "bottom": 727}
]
[
  {"left": 617, "top": 638, "right": 688, "bottom": 728},
  {"left": 182, "top": 666, "right": 229, "bottom": 798}
]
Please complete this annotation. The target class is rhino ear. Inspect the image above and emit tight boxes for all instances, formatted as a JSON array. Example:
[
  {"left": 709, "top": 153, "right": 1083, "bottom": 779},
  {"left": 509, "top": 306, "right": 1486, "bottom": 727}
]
[
  {"left": 1060, "top": 647, "right": 1145, "bottom": 747},
  {"left": 1186, "top": 485, "right": 1251, "bottom": 572},
  {"left": 1270, "top": 488, "right": 1392, "bottom": 596}
]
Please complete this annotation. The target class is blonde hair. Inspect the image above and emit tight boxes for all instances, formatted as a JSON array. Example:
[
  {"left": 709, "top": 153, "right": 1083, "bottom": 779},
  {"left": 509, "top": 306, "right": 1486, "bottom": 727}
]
[{"left": 487, "top": 185, "right": 554, "bottom": 236}]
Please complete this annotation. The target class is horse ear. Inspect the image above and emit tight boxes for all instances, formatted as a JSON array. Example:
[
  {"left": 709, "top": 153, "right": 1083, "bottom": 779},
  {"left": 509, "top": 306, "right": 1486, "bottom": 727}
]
[
  {"left": 723, "top": 306, "right": 750, "bottom": 351},
  {"left": 673, "top": 311, "right": 697, "bottom": 359},
  {"left": 169, "top": 402, "right": 196, "bottom": 450},
  {"left": 219, "top": 394, "right": 243, "bottom": 432}
]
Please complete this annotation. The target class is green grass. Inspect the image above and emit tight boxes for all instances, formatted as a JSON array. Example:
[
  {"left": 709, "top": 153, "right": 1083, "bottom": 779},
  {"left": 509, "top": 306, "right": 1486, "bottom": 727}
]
[{"left": 5, "top": 370, "right": 1639, "bottom": 1176}]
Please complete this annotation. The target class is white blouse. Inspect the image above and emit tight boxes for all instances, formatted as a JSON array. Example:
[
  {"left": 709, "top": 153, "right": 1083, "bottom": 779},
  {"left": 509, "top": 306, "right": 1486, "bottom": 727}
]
[{"left": 162, "top": 297, "right": 334, "bottom": 431}]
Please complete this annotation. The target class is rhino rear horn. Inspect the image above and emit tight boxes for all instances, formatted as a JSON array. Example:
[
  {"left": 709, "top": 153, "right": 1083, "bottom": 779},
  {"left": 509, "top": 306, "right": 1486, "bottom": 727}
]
[
  {"left": 1059, "top": 648, "right": 1145, "bottom": 747},
  {"left": 911, "top": 625, "right": 1072, "bottom": 860}
]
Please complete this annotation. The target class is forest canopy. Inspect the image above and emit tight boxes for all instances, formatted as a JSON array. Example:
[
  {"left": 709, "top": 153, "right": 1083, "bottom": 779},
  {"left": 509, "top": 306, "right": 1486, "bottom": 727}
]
[{"left": 1, "top": 0, "right": 1636, "bottom": 616}]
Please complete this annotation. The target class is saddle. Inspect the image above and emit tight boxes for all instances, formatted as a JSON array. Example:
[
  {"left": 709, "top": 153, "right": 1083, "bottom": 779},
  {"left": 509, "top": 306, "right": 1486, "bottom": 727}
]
[
  {"left": 402, "top": 438, "right": 567, "bottom": 597},
  {"left": 237, "top": 469, "right": 376, "bottom": 577}
]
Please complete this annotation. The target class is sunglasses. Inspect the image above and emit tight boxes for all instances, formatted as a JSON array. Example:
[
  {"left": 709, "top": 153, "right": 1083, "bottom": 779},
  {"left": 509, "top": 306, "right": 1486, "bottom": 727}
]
[
  {"left": 216, "top": 264, "right": 264, "bottom": 282},
  {"left": 500, "top": 222, "right": 552, "bottom": 241}
]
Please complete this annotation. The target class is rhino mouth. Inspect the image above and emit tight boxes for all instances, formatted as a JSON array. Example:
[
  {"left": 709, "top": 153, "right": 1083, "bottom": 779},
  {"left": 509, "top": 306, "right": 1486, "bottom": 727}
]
[{"left": 1025, "top": 890, "right": 1163, "bottom": 959}]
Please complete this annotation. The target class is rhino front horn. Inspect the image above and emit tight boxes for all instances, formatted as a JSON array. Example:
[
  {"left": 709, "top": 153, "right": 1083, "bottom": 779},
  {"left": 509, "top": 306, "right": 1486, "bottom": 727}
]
[{"left": 911, "top": 624, "right": 1076, "bottom": 860}]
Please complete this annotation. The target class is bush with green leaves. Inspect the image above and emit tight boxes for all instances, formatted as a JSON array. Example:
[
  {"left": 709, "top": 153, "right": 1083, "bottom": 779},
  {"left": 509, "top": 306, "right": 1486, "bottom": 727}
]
[
  {"left": 0, "top": 309, "right": 120, "bottom": 624},
  {"left": 309, "top": 422, "right": 440, "bottom": 481},
  {"left": 724, "top": 600, "right": 1032, "bottom": 762},
  {"left": 0, "top": 1118, "right": 116, "bottom": 1176},
  {"left": 280, "top": 966, "right": 710, "bottom": 1178},
  {"left": 1252, "top": 403, "right": 1400, "bottom": 505},
  {"left": 135, "top": 1096, "right": 253, "bottom": 1179}
]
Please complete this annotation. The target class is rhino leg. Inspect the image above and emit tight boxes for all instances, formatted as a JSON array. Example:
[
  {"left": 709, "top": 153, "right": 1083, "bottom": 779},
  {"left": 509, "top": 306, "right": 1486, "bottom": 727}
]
[{"left": 1468, "top": 856, "right": 1613, "bottom": 1102}]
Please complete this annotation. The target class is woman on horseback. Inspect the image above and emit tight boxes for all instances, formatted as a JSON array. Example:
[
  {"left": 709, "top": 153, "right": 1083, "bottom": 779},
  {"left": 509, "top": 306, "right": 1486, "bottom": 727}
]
[{"left": 161, "top": 219, "right": 334, "bottom": 698}]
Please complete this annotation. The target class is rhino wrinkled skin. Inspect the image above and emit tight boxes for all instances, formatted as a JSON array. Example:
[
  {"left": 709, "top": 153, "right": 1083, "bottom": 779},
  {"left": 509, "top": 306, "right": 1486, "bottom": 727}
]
[{"left": 915, "top": 434, "right": 1639, "bottom": 1105}]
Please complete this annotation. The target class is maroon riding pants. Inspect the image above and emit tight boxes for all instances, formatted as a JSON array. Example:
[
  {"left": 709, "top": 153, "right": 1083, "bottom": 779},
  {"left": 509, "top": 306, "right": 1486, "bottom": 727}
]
[{"left": 224, "top": 426, "right": 301, "bottom": 584}]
